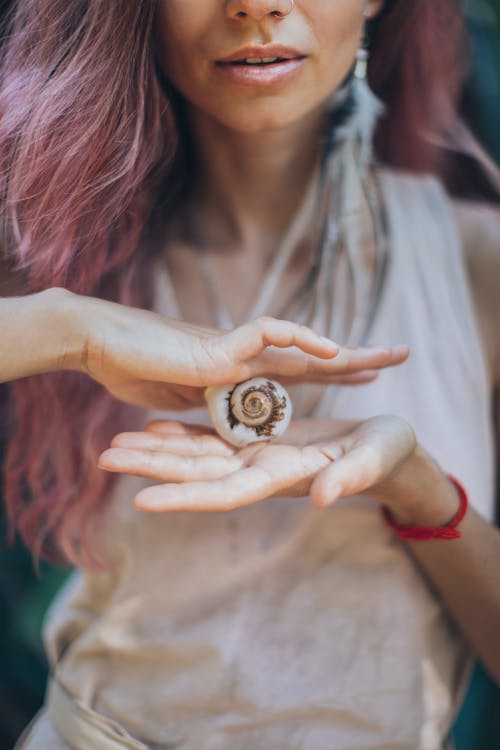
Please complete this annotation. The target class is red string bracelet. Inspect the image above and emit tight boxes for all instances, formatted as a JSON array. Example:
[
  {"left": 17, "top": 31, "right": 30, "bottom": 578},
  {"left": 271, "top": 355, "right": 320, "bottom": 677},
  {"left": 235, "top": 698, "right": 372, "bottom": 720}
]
[{"left": 381, "top": 474, "right": 469, "bottom": 541}]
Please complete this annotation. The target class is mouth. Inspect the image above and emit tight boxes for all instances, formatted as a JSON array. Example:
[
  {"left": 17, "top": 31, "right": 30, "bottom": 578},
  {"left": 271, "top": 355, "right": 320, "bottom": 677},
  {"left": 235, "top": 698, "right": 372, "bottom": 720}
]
[
  {"left": 218, "top": 56, "right": 304, "bottom": 66},
  {"left": 217, "top": 53, "right": 305, "bottom": 65},
  {"left": 216, "top": 45, "right": 305, "bottom": 65},
  {"left": 215, "top": 46, "right": 307, "bottom": 86}
]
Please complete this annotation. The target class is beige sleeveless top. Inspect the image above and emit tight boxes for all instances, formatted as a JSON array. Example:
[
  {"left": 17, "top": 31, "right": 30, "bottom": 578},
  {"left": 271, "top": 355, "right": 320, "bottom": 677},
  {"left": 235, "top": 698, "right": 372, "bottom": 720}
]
[{"left": 32, "top": 171, "right": 494, "bottom": 749}]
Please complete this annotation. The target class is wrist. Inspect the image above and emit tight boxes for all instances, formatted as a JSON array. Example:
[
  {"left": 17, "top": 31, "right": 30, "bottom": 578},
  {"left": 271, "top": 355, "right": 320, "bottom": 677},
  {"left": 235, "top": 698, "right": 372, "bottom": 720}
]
[
  {"left": 372, "top": 445, "right": 461, "bottom": 527},
  {"left": 40, "top": 287, "right": 89, "bottom": 374},
  {"left": 0, "top": 287, "right": 86, "bottom": 382}
]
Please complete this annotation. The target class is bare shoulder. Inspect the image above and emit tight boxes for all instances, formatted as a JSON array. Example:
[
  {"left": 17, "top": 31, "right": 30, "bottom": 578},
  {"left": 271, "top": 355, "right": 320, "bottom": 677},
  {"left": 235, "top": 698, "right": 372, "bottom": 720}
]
[
  {"left": 452, "top": 200, "right": 500, "bottom": 265},
  {"left": 452, "top": 199, "right": 500, "bottom": 383}
]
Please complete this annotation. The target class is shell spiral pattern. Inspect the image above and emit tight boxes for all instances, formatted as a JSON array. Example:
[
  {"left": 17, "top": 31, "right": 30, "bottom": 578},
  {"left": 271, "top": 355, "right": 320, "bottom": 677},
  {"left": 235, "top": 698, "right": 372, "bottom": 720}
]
[{"left": 205, "top": 378, "right": 292, "bottom": 447}]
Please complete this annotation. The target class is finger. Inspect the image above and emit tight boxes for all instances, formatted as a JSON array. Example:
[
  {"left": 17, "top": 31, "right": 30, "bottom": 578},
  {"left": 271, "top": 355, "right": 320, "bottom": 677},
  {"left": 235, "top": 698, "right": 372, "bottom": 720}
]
[
  {"left": 134, "top": 465, "right": 277, "bottom": 512},
  {"left": 250, "top": 344, "right": 409, "bottom": 379},
  {"left": 224, "top": 317, "right": 339, "bottom": 363},
  {"left": 111, "top": 431, "right": 235, "bottom": 457},
  {"left": 280, "top": 370, "right": 380, "bottom": 386},
  {"left": 98, "top": 448, "right": 241, "bottom": 482},
  {"left": 310, "top": 443, "right": 383, "bottom": 508},
  {"left": 322, "top": 370, "right": 379, "bottom": 385},
  {"left": 324, "top": 345, "right": 410, "bottom": 374},
  {"left": 134, "top": 444, "right": 330, "bottom": 512},
  {"left": 145, "top": 420, "right": 215, "bottom": 437}
]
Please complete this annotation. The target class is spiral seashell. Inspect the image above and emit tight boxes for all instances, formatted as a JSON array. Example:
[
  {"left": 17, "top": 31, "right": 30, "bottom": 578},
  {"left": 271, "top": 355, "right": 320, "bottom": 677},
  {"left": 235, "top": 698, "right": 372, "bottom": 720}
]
[{"left": 205, "top": 378, "right": 292, "bottom": 448}]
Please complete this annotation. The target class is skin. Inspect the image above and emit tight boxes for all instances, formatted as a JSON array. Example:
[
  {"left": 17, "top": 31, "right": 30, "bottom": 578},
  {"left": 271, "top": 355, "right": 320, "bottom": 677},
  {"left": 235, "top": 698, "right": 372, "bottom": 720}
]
[
  {"left": 155, "top": 0, "right": 379, "bottom": 135},
  {"left": 0, "top": 0, "right": 498, "bottom": 685},
  {"left": 0, "top": 289, "right": 407, "bottom": 409},
  {"left": 0, "top": 1, "right": 403, "bottom": 409},
  {"left": 155, "top": 0, "right": 382, "bottom": 326},
  {"left": 96, "top": 0, "right": 500, "bottom": 683}
]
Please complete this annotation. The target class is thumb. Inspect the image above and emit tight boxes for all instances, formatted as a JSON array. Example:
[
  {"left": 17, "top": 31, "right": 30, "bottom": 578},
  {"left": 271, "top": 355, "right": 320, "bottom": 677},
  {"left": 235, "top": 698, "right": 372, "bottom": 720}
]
[{"left": 310, "top": 443, "right": 382, "bottom": 508}]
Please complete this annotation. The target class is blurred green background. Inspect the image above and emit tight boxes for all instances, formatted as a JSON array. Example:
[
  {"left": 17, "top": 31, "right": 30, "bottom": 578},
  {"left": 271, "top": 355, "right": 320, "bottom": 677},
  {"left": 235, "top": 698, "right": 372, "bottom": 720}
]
[
  {"left": 1, "top": 1, "right": 500, "bottom": 749},
  {"left": 463, "top": 0, "right": 500, "bottom": 165}
]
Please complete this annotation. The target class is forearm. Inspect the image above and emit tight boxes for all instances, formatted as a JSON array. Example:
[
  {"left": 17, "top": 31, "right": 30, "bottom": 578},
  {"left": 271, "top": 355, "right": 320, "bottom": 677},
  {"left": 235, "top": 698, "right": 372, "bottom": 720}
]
[
  {"left": 375, "top": 447, "right": 500, "bottom": 684},
  {"left": 0, "top": 287, "right": 84, "bottom": 382}
]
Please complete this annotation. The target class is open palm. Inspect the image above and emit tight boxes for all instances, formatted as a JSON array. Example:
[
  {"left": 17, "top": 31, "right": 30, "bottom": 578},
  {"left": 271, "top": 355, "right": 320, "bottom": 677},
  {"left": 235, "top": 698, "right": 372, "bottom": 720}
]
[{"left": 98, "top": 416, "right": 416, "bottom": 511}]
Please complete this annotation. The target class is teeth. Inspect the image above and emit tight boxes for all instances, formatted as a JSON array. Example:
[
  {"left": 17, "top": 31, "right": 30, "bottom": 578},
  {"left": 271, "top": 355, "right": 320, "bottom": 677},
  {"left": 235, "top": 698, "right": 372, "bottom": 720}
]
[{"left": 243, "top": 57, "right": 280, "bottom": 64}]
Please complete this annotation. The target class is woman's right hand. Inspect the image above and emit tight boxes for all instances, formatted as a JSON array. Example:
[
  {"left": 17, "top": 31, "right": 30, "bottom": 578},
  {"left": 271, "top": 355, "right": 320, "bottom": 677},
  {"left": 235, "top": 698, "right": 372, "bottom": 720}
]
[{"left": 58, "top": 289, "right": 409, "bottom": 410}]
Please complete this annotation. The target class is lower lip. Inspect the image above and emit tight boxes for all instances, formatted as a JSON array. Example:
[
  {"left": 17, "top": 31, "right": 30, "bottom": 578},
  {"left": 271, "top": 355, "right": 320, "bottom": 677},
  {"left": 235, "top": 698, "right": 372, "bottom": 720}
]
[{"left": 215, "top": 58, "right": 306, "bottom": 87}]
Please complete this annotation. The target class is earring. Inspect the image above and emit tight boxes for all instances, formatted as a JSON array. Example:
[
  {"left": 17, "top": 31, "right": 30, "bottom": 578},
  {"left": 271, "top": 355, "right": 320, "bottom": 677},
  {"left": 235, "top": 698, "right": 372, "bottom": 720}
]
[
  {"left": 348, "top": 22, "right": 384, "bottom": 171},
  {"left": 318, "top": 16, "right": 387, "bottom": 354},
  {"left": 354, "top": 7, "right": 370, "bottom": 81},
  {"left": 354, "top": 44, "right": 369, "bottom": 82}
]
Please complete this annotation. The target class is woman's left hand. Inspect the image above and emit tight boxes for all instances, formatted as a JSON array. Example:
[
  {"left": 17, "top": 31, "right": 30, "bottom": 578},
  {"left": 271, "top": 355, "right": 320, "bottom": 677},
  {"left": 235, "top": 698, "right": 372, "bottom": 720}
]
[{"left": 98, "top": 416, "right": 418, "bottom": 514}]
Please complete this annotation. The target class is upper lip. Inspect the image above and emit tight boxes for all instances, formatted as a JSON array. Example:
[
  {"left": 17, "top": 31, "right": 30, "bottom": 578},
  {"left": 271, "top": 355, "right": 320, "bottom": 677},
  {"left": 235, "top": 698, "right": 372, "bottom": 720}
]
[{"left": 216, "top": 45, "right": 305, "bottom": 63}]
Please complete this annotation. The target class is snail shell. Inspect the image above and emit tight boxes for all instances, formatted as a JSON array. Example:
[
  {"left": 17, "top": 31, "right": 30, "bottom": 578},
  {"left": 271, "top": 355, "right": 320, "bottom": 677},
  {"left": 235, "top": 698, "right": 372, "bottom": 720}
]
[{"left": 205, "top": 378, "right": 292, "bottom": 448}]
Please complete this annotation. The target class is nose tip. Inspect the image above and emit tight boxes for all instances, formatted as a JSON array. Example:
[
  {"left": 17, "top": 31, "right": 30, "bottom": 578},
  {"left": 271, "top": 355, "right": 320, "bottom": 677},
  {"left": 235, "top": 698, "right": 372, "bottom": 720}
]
[{"left": 226, "top": 0, "right": 294, "bottom": 22}]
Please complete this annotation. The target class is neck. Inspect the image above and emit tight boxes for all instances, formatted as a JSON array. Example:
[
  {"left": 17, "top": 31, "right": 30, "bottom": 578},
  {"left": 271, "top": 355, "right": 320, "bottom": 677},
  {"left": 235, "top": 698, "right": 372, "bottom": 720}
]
[{"left": 183, "top": 105, "right": 329, "bottom": 254}]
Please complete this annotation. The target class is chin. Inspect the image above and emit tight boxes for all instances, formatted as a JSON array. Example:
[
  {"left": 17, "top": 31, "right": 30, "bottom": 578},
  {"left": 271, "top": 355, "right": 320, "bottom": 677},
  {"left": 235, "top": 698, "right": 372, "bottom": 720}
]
[{"left": 212, "top": 103, "right": 310, "bottom": 134}]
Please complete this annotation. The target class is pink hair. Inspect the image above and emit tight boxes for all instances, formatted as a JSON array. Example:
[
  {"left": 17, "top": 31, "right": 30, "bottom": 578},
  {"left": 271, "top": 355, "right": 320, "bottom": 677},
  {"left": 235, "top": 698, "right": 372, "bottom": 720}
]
[{"left": 0, "top": 0, "right": 474, "bottom": 568}]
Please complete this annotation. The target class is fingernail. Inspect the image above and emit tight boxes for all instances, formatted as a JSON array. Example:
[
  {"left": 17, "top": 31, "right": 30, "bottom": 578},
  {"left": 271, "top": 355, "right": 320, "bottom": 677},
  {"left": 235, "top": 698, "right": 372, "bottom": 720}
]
[
  {"left": 325, "top": 484, "right": 344, "bottom": 506},
  {"left": 320, "top": 336, "right": 339, "bottom": 351},
  {"left": 134, "top": 491, "right": 173, "bottom": 512},
  {"left": 134, "top": 499, "right": 160, "bottom": 512},
  {"left": 393, "top": 345, "right": 409, "bottom": 356}
]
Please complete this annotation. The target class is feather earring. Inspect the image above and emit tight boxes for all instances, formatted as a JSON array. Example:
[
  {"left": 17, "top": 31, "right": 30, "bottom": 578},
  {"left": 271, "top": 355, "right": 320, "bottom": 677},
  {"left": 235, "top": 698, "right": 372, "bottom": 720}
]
[
  {"left": 318, "top": 21, "right": 387, "bottom": 350},
  {"left": 333, "top": 25, "right": 385, "bottom": 215},
  {"left": 301, "top": 20, "right": 390, "bottom": 416},
  {"left": 351, "top": 34, "right": 385, "bottom": 171},
  {"left": 278, "top": 21, "right": 388, "bottom": 353}
]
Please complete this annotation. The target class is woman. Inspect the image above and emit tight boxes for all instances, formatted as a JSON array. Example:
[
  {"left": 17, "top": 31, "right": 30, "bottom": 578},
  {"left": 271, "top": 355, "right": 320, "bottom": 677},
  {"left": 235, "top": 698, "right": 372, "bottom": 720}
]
[{"left": 1, "top": 0, "right": 499, "bottom": 748}]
